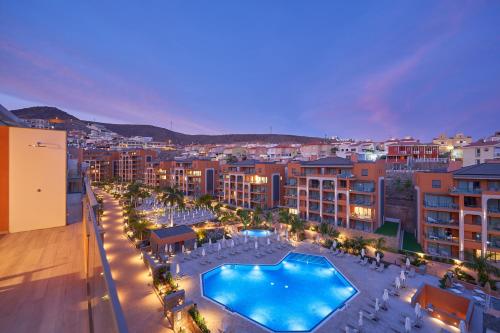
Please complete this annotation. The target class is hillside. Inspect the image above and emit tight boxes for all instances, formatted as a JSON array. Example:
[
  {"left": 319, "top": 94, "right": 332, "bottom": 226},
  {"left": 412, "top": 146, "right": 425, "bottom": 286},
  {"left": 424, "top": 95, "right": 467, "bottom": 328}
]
[{"left": 11, "top": 106, "right": 321, "bottom": 145}]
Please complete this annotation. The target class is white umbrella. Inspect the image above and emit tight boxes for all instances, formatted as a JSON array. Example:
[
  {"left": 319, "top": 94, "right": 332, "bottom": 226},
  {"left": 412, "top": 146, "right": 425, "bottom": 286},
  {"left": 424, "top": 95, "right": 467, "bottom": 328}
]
[
  {"left": 332, "top": 240, "right": 337, "bottom": 249},
  {"left": 404, "top": 317, "right": 411, "bottom": 332},
  {"left": 267, "top": 238, "right": 271, "bottom": 246},
  {"left": 209, "top": 238, "right": 212, "bottom": 245},
  {"left": 361, "top": 248, "right": 366, "bottom": 258},
  {"left": 169, "top": 244, "right": 173, "bottom": 253},
  {"left": 255, "top": 241, "right": 258, "bottom": 250},
  {"left": 383, "top": 289, "right": 389, "bottom": 303},
  {"left": 415, "top": 303, "right": 421, "bottom": 319},
  {"left": 345, "top": 326, "right": 351, "bottom": 333},
  {"left": 459, "top": 320, "right": 467, "bottom": 333},
  {"left": 376, "top": 252, "right": 381, "bottom": 264},
  {"left": 244, "top": 235, "right": 248, "bottom": 243},
  {"left": 374, "top": 298, "right": 380, "bottom": 312},
  {"left": 202, "top": 248, "right": 206, "bottom": 257},
  {"left": 400, "top": 269, "right": 406, "bottom": 281},
  {"left": 194, "top": 242, "right": 198, "bottom": 250},
  {"left": 358, "top": 311, "right": 363, "bottom": 327},
  {"left": 218, "top": 243, "right": 222, "bottom": 251},
  {"left": 176, "top": 263, "right": 180, "bottom": 275},
  {"left": 406, "top": 257, "right": 411, "bottom": 269},
  {"left": 231, "top": 239, "right": 235, "bottom": 248},
  {"left": 182, "top": 244, "right": 185, "bottom": 253},
  {"left": 276, "top": 234, "right": 280, "bottom": 241},
  {"left": 164, "top": 244, "right": 169, "bottom": 253},
  {"left": 395, "top": 276, "right": 401, "bottom": 289}
]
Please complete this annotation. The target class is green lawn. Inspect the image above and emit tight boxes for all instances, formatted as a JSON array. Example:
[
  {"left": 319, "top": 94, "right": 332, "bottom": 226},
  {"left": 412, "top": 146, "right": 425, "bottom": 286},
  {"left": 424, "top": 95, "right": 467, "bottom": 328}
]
[
  {"left": 402, "top": 231, "right": 423, "bottom": 252},
  {"left": 374, "top": 221, "right": 399, "bottom": 237}
]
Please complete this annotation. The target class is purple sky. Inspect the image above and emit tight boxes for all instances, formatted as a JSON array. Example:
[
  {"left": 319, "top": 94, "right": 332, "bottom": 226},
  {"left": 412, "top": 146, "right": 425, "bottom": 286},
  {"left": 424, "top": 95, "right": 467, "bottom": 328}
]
[{"left": 0, "top": 1, "right": 499, "bottom": 140}]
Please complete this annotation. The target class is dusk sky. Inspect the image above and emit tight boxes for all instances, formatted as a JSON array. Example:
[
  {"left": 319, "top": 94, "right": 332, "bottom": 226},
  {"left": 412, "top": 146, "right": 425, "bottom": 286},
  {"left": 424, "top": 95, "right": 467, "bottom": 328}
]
[{"left": 1, "top": 1, "right": 499, "bottom": 140}]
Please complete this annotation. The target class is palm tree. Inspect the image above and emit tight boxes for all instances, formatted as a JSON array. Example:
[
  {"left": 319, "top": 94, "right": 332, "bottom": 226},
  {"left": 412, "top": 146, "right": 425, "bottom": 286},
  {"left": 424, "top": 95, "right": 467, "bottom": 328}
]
[
  {"left": 279, "top": 209, "right": 291, "bottom": 225},
  {"left": 289, "top": 215, "right": 305, "bottom": 240},
  {"left": 372, "top": 237, "right": 386, "bottom": 258},
  {"left": 124, "top": 182, "right": 146, "bottom": 207},
  {"left": 238, "top": 210, "right": 251, "bottom": 230},
  {"left": 463, "top": 252, "right": 500, "bottom": 287},
  {"left": 196, "top": 194, "right": 212, "bottom": 208},
  {"left": 159, "top": 187, "right": 185, "bottom": 209},
  {"left": 218, "top": 211, "right": 234, "bottom": 226},
  {"left": 319, "top": 222, "right": 329, "bottom": 238},
  {"left": 265, "top": 211, "right": 273, "bottom": 225},
  {"left": 352, "top": 236, "right": 370, "bottom": 255},
  {"left": 328, "top": 227, "right": 340, "bottom": 240}
]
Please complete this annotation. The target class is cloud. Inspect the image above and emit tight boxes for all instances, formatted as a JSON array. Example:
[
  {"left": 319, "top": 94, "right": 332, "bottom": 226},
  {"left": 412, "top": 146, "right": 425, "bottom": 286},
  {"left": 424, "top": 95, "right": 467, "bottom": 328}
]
[{"left": 0, "top": 39, "right": 219, "bottom": 134}]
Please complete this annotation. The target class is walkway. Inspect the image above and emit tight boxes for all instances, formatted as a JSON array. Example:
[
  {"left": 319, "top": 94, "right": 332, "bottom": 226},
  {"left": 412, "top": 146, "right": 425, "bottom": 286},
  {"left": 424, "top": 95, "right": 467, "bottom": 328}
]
[
  {"left": 0, "top": 223, "right": 88, "bottom": 333},
  {"left": 98, "top": 191, "right": 171, "bottom": 333}
]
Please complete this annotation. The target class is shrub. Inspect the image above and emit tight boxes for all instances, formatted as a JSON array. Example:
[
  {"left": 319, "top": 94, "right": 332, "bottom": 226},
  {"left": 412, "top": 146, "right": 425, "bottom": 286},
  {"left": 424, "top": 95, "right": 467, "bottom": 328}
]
[{"left": 188, "top": 305, "right": 210, "bottom": 333}]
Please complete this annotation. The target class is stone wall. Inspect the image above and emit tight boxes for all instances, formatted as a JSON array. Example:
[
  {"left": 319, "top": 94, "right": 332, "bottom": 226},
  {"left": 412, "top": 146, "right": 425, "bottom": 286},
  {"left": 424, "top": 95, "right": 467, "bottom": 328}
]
[{"left": 384, "top": 172, "right": 417, "bottom": 234}]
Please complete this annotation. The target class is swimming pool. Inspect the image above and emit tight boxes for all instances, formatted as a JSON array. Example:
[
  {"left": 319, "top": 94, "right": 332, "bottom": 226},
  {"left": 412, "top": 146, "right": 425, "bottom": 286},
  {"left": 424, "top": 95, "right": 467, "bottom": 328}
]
[
  {"left": 201, "top": 252, "right": 358, "bottom": 332},
  {"left": 241, "top": 229, "right": 272, "bottom": 238}
]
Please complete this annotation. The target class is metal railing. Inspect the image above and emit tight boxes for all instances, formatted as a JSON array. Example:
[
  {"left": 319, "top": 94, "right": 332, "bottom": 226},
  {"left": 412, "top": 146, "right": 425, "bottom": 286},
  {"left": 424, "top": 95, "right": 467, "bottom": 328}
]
[{"left": 83, "top": 177, "right": 128, "bottom": 333}]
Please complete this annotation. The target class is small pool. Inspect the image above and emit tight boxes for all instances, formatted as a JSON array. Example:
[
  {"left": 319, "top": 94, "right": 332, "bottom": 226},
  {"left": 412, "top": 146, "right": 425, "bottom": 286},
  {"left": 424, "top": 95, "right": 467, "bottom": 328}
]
[
  {"left": 201, "top": 252, "right": 358, "bottom": 332},
  {"left": 241, "top": 229, "right": 272, "bottom": 238}
]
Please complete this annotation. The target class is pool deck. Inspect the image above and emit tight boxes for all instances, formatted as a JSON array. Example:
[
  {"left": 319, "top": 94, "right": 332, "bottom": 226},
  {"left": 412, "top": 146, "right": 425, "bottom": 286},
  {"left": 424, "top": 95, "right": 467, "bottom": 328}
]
[{"left": 176, "top": 242, "right": 469, "bottom": 333}]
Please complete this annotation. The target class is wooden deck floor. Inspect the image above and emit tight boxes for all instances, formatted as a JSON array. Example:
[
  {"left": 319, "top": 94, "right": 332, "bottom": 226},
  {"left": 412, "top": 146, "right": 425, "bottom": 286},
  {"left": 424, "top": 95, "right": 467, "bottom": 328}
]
[{"left": 0, "top": 223, "right": 89, "bottom": 333}]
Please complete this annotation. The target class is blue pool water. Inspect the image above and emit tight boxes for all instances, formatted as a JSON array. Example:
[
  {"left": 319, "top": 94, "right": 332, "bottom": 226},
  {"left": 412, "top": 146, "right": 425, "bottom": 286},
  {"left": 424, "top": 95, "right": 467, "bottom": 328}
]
[
  {"left": 242, "top": 229, "right": 272, "bottom": 238},
  {"left": 201, "top": 252, "right": 358, "bottom": 332}
]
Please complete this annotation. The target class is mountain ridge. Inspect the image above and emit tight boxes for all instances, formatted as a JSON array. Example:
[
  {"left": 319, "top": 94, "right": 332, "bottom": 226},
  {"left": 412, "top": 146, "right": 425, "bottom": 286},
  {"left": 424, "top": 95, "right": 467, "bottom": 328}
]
[{"left": 11, "top": 106, "right": 323, "bottom": 145}]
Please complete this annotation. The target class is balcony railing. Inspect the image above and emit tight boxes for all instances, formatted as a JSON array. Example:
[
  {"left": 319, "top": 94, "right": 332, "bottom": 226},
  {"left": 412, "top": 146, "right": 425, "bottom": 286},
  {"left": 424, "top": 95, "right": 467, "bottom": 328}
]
[
  {"left": 352, "top": 198, "right": 373, "bottom": 206},
  {"left": 424, "top": 201, "right": 458, "bottom": 209},
  {"left": 488, "top": 206, "right": 500, "bottom": 214},
  {"left": 352, "top": 183, "right": 375, "bottom": 193},
  {"left": 426, "top": 233, "right": 459, "bottom": 243},
  {"left": 450, "top": 187, "right": 482, "bottom": 194},
  {"left": 83, "top": 178, "right": 128, "bottom": 333},
  {"left": 425, "top": 216, "right": 457, "bottom": 225},
  {"left": 350, "top": 213, "right": 372, "bottom": 220},
  {"left": 309, "top": 206, "right": 320, "bottom": 212}
]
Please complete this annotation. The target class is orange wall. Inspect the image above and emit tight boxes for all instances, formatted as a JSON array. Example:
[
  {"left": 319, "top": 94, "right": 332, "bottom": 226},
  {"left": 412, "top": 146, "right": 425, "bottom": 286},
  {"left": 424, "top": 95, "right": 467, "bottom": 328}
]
[{"left": 0, "top": 127, "right": 8, "bottom": 233}]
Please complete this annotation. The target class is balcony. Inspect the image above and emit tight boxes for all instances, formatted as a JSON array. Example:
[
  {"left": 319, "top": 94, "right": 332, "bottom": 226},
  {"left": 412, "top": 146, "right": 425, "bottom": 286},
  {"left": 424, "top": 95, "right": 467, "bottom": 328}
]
[
  {"left": 424, "top": 201, "right": 458, "bottom": 210},
  {"left": 352, "top": 182, "right": 375, "bottom": 193},
  {"left": 351, "top": 198, "right": 373, "bottom": 206},
  {"left": 425, "top": 216, "right": 458, "bottom": 227},
  {"left": 309, "top": 194, "right": 320, "bottom": 201},
  {"left": 309, "top": 205, "right": 320, "bottom": 212},
  {"left": 338, "top": 173, "right": 354, "bottom": 179},
  {"left": 323, "top": 196, "right": 335, "bottom": 202},
  {"left": 426, "top": 233, "right": 459, "bottom": 243},
  {"left": 350, "top": 213, "right": 372, "bottom": 221},
  {"left": 285, "top": 180, "right": 297, "bottom": 186}
]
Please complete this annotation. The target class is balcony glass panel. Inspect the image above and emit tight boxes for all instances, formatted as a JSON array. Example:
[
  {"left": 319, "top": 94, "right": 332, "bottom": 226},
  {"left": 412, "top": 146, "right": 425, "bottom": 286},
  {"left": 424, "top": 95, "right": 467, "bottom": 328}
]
[
  {"left": 352, "top": 182, "right": 375, "bottom": 192},
  {"left": 488, "top": 217, "right": 500, "bottom": 231},
  {"left": 487, "top": 199, "right": 500, "bottom": 213},
  {"left": 424, "top": 194, "right": 457, "bottom": 209}
]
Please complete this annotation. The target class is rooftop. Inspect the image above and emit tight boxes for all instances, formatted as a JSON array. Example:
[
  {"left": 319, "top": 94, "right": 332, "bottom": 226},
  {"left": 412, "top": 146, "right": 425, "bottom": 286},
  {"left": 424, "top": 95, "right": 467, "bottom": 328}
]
[
  {"left": 228, "top": 159, "right": 276, "bottom": 166},
  {"left": 151, "top": 225, "right": 196, "bottom": 239},
  {"left": 301, "top": 156, "right": 353, "bottom": 167},
  {"left": 453, "top": 162, "right": 500, "bottom": 179}
]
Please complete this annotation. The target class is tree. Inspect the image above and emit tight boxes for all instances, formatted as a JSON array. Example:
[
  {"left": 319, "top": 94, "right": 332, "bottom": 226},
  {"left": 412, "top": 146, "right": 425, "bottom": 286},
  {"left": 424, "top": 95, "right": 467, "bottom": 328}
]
[
  {"left": 124, "top": 182, "right": 149, "bottom": 207},
  {"left": 289, "top": 215, "right": 305, "bottom": 240},
  {"left": 265, "top": 211, "right": 273, "bottom": 225},
  {"left": 218, "top": 211, "right": 234, "bottom": 226},
  {"left": 319, "top": 222, "right": 330, "bottom": 237},
  {"left": 225, "top": 155, "right": 238, "bottom": 164},
  {"left": 159, "top": 187, "right": 185, "bottom": 209},
  {"left": 238, "top": 210, "right": 251, "bottom": 230},
  {"left": 463, "top": 253, "right": 500, "bottom": 287},
  {"left": 372, "top": 237, "right": 386, "bottom": 258},
  {"left": 279, "top": 209, "right": 292, "bottom": 225},
  {"left": 196, "top": 194, "right": 213, "bottom": 208},
  {"left": 352, "top": 236, "right": 370, "bottom": 255}
]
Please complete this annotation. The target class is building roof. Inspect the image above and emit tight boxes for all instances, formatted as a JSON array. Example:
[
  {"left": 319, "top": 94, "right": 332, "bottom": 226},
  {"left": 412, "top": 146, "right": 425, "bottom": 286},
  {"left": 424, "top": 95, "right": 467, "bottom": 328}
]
[
  {"left": 228, "top": 159, "right": 275, "bottom": 166},
  {"left": 0, "top": 104, "right": 25, "bottom": 127},
  {"left": 453, "top": 163, "right": 500, "bottom": 179},
  {"left": 464, "top": 140, "right": 500, "bottom": 148},
  {"left": 151, "top": 225, "right": 196, "bottom": 239},
  {"left": 301, "top": 156, "right": 353, "bottom": 167}
]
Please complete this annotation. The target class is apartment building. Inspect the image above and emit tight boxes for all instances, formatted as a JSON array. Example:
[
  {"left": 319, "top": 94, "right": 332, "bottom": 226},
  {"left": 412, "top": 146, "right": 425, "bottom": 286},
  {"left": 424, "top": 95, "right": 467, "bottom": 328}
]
[
  {"left": 219, "top": 160, "right": 285, "bottom": 210},
  {"left": 144, "top": 159, "right": 176, "bottom": 188},
  {"left": 462, "top": 133, "right": 500, "bottom": 167},
  {"left": 115, "top": 149, "right": 158, "bottom": 183},
  {"left": 284, "top": 157, "right": 385, "bottom": 232},
  {"left": 432, "top": 133, "right": 472, "bottom": 160},
  {"left": 386, "top": 142, "right": 440, "bottom": 163},
  {"left": 170, "top": 158, "right": 219, "bottom": 198},
  {"left": 83, "top": 149, "right": 117, "bottom": 182},
  {"left": 415, "top": 163, "right": 500, "bottom": 261}
]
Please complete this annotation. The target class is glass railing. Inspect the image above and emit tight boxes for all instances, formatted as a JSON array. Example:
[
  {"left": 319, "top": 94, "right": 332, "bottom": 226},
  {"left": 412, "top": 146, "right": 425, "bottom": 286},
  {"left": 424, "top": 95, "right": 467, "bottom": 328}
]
[
  {"left": 425, "top": 216, "right": 457, "bottom": 225},
  {"left": 352, "top": 198, "right": 373, "bottom": 206},
  {"left": 352, "top": 183, "right": 375, "bottom": 192},
  {"left": 83, "top": 178, "right": 128, "bottom": 333},
  {"left": 488, "top": 206, "right": 500, "bottom": 213},
  {"left": 450, "top": 187, "right": 482, "bottom": 194},
  {"left": 424, "top": 201, "right": 458, "bottom": 209},
  {"left": 426, "top": 233, "right": 459, "bottom": 243}
]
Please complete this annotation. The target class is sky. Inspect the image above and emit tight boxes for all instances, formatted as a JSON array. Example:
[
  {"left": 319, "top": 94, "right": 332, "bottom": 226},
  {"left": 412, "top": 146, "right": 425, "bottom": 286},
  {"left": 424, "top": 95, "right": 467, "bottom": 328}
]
[{"left": 0, "top": 1, "right": 499, "bottom": 140}]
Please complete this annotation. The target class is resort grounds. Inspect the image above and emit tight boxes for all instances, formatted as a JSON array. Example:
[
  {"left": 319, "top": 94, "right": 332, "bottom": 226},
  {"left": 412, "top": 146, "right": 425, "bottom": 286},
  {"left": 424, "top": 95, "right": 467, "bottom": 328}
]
[{"left": 95, "top": 190, "right": 490, "bottom": 333}]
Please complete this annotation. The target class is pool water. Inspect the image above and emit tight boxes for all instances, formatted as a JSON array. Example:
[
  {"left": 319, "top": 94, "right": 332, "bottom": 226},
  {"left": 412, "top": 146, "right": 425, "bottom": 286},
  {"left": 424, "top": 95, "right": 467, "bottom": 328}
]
[
  {"left": 201, "top": 252, "right": 358, "bottom": 332},
  {"left": 242, "top": 229, "right": 272, "bottom": 238}
]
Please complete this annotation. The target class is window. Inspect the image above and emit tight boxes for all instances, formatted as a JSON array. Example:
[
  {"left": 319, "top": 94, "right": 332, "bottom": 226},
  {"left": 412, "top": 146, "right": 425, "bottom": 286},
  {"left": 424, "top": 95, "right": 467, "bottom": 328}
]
[
  {"left": 361, "top": 169, "right": 368, "bottom": 176},
  {"left": 432, "top": 180, "right": 441, "bottom": 188},
  {"left": 484, "top": 148, "right": 489, "bottom": 152},
  {"left": 476, "top": 148, "right": 481, "bottom": 157},
  {"left": 476, "top": 159, "right": 481, "bottom": 165}
]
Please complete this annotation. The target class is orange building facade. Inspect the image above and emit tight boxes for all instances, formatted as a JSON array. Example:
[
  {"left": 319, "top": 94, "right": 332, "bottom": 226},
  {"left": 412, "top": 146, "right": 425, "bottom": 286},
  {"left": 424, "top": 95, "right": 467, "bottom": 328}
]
[
  {"left": 218, "top": 160, "right": 285, "bottom": 210},
  {"left": 284, "top": 157, "right": 386, "bottom": 232},
  {"left": 415, "top": 163, "right": 500, "bottom": 261}
]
